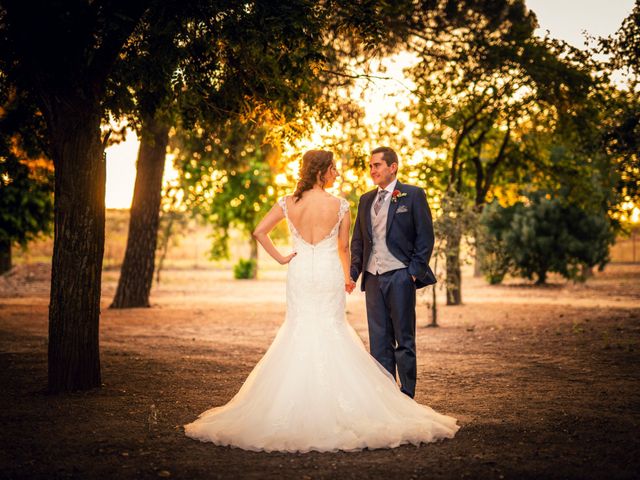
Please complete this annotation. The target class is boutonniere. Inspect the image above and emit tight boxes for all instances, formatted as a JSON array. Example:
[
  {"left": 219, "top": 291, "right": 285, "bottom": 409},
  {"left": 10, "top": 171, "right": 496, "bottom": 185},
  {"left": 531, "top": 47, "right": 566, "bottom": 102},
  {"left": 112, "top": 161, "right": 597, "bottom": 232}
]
[{"left": 391, "top": 189, "right": 407, "bottom": 203}]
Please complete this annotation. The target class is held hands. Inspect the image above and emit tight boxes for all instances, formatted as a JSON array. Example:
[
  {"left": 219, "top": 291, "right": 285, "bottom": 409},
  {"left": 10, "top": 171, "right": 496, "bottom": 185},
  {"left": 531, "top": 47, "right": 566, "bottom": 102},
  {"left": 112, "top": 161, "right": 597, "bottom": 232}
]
[
  {"left": 279, "top": 252, "right": 297, "bottom": 265},
  {"left": 345, "top": 279, "right": 356, "bottom": 294}
]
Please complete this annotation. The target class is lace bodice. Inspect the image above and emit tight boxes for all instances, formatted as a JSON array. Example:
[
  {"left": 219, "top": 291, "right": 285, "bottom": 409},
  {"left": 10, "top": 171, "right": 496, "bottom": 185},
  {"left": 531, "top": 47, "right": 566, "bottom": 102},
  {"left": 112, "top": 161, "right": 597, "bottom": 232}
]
[{"left": 277, "top": 195, "right": 350, "bottom": 249}]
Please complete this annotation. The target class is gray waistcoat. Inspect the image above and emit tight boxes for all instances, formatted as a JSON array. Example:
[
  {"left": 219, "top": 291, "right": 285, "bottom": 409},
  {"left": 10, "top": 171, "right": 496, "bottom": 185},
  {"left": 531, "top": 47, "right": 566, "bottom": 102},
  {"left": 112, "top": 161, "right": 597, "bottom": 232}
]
[{"left": 365, "top": 193, "right": 406, "bottom": 274}]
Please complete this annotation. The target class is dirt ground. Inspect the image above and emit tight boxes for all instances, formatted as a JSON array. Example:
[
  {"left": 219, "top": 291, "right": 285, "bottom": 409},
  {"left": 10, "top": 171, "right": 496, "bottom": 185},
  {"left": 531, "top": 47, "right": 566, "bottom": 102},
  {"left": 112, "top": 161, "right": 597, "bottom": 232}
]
[{"left": 0, "top": 263, "right": 639, "bottom": 479}]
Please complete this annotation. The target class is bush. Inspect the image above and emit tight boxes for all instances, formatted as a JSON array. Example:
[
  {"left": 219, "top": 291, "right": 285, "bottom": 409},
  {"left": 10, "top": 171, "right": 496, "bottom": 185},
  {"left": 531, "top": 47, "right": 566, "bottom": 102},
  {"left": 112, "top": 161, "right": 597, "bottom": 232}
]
[
  {"left": 233, "top": 258, "right": 257, "bottom": 279},
  {"left": 479, "top": 193, "right": 615, "bottom": 284}
]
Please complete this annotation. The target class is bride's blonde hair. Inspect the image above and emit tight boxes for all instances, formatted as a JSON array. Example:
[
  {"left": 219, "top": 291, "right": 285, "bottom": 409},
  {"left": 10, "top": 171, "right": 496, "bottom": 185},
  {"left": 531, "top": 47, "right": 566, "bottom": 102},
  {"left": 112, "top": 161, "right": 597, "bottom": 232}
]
[{"left": 292, "top": 150, "right": 334, "bottom": 202}]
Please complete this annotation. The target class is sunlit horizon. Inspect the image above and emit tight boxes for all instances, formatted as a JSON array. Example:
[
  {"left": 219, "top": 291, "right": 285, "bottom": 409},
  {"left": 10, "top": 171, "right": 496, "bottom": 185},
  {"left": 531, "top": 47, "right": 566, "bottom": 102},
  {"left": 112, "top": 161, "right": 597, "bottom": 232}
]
[{"left": 105, "top": 131, "right": 178, "bottom": 209}]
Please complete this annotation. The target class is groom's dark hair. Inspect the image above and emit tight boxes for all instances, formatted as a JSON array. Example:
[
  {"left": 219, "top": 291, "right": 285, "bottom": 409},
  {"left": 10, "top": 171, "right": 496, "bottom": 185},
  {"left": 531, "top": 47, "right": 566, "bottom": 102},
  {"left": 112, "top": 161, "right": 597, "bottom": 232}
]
[{"left": 371, "top": 146, "right": 398, "bottom": 168}]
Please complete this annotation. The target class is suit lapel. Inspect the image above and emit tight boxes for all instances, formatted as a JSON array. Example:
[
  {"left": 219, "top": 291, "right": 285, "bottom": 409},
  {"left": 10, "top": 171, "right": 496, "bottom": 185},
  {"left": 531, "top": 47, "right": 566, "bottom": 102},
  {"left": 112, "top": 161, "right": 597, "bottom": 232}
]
[
  {"left": 364, "top": 190, "right": 376, "bottom": 239},
  {"left": 386, "top": 180, "right": 403, "bottom": 234}
]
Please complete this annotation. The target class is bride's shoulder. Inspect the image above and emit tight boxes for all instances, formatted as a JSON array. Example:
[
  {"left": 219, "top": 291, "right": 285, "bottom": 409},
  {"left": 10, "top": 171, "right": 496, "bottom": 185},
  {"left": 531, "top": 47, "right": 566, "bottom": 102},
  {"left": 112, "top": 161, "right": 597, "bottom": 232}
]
[
  {"left": 328, "top": 195, "right": 350, "bottom": 219},
  {"left": 277, "top": 194, "right": 293, "bottom": 211},
  {"left": 327, "top": 194, "right": 348, "bottom": 206},
  {"left": 280, "top": 192, "right": 294, "bottom": 200}
]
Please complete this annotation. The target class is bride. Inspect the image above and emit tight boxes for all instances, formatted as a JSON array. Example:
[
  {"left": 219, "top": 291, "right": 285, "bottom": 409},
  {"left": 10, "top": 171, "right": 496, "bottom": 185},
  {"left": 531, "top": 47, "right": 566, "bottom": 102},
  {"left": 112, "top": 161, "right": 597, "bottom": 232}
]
[{"left": 184, "top": 150, "right": 460, "bottom": 452}]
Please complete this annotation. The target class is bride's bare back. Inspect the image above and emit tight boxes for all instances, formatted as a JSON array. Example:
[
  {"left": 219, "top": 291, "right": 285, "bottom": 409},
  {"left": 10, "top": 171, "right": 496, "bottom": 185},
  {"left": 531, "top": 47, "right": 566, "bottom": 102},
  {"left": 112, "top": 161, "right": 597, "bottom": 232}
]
[
  {"left": 253, "top": 185, "right": 351, "bottom": 284},
  {"left": 285, "top": 190, "right": 342, "bottom": 245}
]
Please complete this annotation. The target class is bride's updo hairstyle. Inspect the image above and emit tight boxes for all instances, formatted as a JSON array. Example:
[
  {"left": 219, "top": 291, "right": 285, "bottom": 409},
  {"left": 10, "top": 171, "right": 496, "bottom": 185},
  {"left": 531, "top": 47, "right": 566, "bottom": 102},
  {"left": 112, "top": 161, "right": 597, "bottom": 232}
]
[{"left": 292, "top": 149, "right": 334, "bottom": 202}]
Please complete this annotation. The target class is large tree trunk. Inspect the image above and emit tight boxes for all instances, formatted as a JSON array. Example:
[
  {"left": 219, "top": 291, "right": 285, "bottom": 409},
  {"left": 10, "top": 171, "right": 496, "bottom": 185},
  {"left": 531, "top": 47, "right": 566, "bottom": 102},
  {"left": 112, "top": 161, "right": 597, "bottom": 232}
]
[
  {"left": 3, "top": 0, "right": 148, "bottom": 394},
  {"left": 536, "top": 269, "right": 547, "bottom": 285},
  {"left": 46, "top": 101, "right": 105, "bottom": 393},
  {"left": 445, "top": 229, "right": 463, "bottom": 305},
  {"left": 0, "top": 240, "right": 11, "bottom": 274},
  {"left": 111, "top": 115, "right": 169, "bottom": 308}
]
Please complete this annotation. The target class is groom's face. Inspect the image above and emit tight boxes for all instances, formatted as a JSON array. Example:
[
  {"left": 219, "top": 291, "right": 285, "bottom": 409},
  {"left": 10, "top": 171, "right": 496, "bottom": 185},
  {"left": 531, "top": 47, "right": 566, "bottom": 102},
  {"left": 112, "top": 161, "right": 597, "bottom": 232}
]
[{"left": 369, "top": 153, "right": 397, "bottom": 188}]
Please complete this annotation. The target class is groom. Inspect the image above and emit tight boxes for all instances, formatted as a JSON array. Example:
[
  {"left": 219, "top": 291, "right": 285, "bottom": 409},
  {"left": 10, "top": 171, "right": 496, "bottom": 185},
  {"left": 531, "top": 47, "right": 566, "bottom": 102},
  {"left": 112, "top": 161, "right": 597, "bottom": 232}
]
[{"left": 349, "top": 146, "right": 436, "bottom": 398}]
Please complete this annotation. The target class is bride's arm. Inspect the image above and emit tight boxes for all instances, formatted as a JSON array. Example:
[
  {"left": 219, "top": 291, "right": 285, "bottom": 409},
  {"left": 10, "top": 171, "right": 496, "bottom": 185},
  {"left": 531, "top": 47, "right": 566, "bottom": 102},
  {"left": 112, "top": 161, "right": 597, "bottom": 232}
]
[
  {"left": 337, "top": 211, "right": 352, "bottom": 288},
  {"left": 252, "top": 203, "right": 297, "bottom": 265}
]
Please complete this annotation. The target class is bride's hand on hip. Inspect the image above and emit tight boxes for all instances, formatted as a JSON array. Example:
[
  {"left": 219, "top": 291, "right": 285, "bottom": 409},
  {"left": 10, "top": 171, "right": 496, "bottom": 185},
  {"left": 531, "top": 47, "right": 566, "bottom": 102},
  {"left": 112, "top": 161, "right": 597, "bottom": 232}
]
[{"left": 279, "top": 252, "right": 297, "bottom": 265}]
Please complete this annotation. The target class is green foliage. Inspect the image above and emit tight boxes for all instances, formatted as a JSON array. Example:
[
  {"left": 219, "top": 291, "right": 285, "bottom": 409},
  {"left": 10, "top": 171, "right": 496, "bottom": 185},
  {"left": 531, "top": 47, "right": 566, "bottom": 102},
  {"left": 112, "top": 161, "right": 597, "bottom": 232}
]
[
  {"left": 395, "top": 0, "right": 631, "bottom": 298},
  {"left": 433, "top": 190, "right": 479, "bottom": 256},
  {"left": 107, "top": 1, "right": 343, "bottom": 142},
  {"left": 207, "top": 156, "right": 274, "bottom": 261},
  {"left": 596, "top": 1, "right": 640, "bottom": 209},
  {"left": 233, "top": 258, "right": 257, "bottom": 280},
  {"left": 433, "top": 189, "right": 479, "bottom": 303},
  {"left": 172, "top": 125, "right": 281, "bottom": 260},
  {"left": 0, "top": 89, "right": 53, "bottom": 248},
  {"left": 0, "top": 156, "right": 53, "bottom": 246},
  {"left": 479, "top": 193, "right": 616, "bottom": 284},
  {"left": 406, "top": 4, "right": 597, "bottom": 203},
  {"left": 476, "top": 203, "right": 513, "bottom": 285},
  {"left": 598, "top": 0, "right": 640, "bottom": 85},
  {"left": 163, "top": 0, "right": 441, "bottom": 265},
  {"left": 160, "top": 1, "right": 436, "bottom": 263}
]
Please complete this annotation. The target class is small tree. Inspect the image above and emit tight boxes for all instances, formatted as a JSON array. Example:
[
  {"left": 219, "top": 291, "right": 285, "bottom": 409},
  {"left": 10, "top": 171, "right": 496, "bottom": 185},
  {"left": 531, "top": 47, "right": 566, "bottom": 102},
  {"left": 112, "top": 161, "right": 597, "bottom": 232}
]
[
  {"left": 0, "top": 88, "right": 53, "bottom": 274},
  {"left": 172, "top": 126, "right": 282, "bottom": 278},
  {"left": 479, "top": 193, "right": 615, "bottom": 284},
  {"left": 154, "top": 185, "right": 189, "bottom": 285},
  {"left": 429, "top": 190, "right": 478, "bottom": 322},
  {"left": 0, "top": 156, "right": 54, "bottom": 273},
  {"left": 205, "top": 155, "right": 275, "bottom": 278}
]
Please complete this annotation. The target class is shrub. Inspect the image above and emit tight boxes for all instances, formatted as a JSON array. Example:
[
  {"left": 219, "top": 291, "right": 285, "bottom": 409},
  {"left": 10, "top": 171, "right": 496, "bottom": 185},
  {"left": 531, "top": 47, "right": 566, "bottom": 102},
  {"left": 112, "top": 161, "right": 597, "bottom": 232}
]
[
  {"left": 479, "top": 193, "right": 615, "bottom": 284},
  {"left": 233, "top": 258, "right": 257, "bottom": 279}
]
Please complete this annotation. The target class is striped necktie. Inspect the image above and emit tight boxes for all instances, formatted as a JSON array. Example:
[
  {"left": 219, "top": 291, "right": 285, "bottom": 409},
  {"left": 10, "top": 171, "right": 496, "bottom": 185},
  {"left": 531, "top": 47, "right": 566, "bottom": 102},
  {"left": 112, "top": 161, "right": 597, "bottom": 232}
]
[{"left": 374, "top": 190, "right": 388, "bottom": 215}]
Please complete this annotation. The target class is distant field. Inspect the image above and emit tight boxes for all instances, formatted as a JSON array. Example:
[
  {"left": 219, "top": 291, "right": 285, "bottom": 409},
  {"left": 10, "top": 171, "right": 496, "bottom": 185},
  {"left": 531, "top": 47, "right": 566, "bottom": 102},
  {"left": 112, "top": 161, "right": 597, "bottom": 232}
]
[
  {"left": 12, "top": 209, "right": 640, "bottom": 269},
  {"left": 13, "top": 209, "right": 288, "bottom": 272},
  {"left": 610, "top": 229, "right": 640, "bottom": 263}
]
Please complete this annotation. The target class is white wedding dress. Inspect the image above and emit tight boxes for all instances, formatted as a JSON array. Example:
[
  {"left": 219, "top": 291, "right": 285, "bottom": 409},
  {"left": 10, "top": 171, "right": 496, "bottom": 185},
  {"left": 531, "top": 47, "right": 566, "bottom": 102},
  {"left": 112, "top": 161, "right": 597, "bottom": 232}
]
[{"left": 184, "top": 196, "right": 460, "bottom": 452}]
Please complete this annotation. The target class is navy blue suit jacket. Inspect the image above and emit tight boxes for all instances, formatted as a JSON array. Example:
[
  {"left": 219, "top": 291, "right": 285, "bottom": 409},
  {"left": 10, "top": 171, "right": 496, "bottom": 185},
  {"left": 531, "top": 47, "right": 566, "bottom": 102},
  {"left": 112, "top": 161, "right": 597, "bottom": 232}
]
[{"left": 350, "top": 181, "right": 436, "bottom": 291}]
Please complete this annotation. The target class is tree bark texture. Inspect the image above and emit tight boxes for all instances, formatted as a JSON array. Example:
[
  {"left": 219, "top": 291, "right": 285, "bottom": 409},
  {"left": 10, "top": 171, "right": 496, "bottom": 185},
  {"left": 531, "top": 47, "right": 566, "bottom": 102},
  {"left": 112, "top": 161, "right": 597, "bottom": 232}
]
[
  {"left": 46, "top": 101, "right": 105, "bottom": 393},
  {"left": 445, "top": 229, "right": 463, "bottom": 305},
  {"left": 110, "top": 116, "right": 169, "bottom": 308}
]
